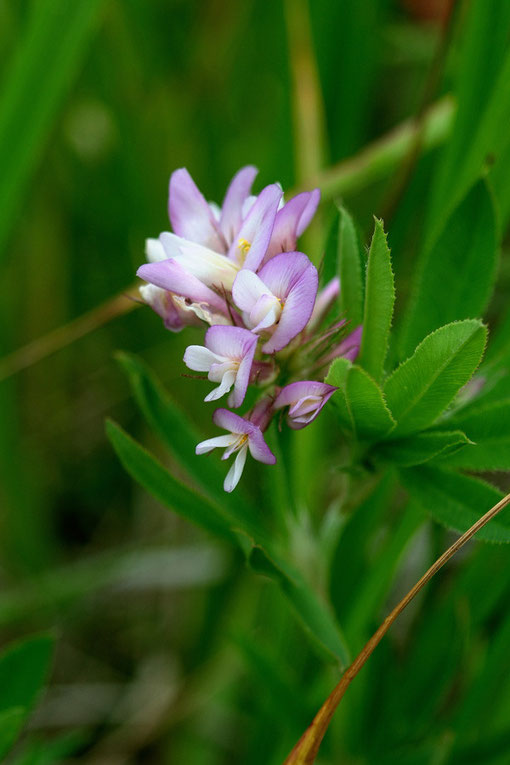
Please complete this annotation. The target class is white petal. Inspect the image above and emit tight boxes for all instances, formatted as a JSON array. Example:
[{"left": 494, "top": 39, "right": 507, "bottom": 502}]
[
  {"left": 173, "top": 296, "right": 230, "bottom": 326},
  {"left": 223, "top": 445, "right": 248, "bottom": 492},
  {"left": 204, "top": 369, "right": 237, "bottom": 402},
  {"left": 145, "top": 238, "right": 167, "bottom": 263},
  {"left": 250, "top": 296, "right": 282, "bottom": 332},
  {"left": 195, "top": 434, "right": 238, "bottom": 455},
  {"left": 232, "top": 270, "right": 272, "bottom": 312},
  {"left": 183, "top": 346, "right": 223, "bottom": 372},
  {"left": 160, "top": 233, "right": 239, "bottom": 289}
]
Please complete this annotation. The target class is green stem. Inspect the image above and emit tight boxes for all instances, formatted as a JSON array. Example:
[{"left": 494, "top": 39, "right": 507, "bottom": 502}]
[{"left": 305, "top": 96, "right": 454, "bottom": 202}]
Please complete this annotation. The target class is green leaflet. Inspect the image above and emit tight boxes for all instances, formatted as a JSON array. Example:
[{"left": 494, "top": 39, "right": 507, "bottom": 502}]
[
  {"left": 376, "top": 430, "right": 471, "bottom": 467},
  {"left": 0, "top": 708, "right": 25, "bottom": 760},
  {"left": 0, "top": 634, "right": 54, "bottom": 716},
  {"left": 327, "top": 360, "right": 395, "bottom": 440},
  {"left": 426, "top": 1, "right": 510, "bottom": 247},
  {"left": 384, "top": 320, "right": 487, "bottom": 438},
  {"left": 343, "top": 501, "right": 423, "bottom": 645},
  {"left": 0, "top": 634, "right": 55, "bottom": 759},
  {"left": 106, "top": 420, "right": 237, "bottom": 544},
  {"left": 0, "top": 0, "right": 104, "bottom": 258},
  {"left": 402, "top": 181, "right": 498, "bottom": 357},
  {"left": 116, "top": 352, "right": 258, "bottom": 521},
  {"left": 400, "top": 466, "right": 510, "bottom": 543},
  {"left": 439, "top": 399, "right": 510, "bottom": 471},
  {"left": 248, "top": 547, "right": 350, "bottom": 668},
  {"left": 337, "top": 204, "right": 364, "bottom": 326},
  {"left": 108, "top": 421, "right": 350, "bottom": 666},
  {"left": 357, "top": 219, "right": 395, "bottom": 382},
  {"left": 7, "top": 732, "right": 85, "bottom": 765}
]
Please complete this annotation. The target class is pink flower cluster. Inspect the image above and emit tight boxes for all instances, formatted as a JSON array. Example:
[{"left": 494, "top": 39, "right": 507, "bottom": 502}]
[{"left": 137, "top": 167, "right": 361, "bottom": 491}]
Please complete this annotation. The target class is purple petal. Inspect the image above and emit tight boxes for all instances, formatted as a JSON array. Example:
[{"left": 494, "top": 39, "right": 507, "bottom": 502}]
[
  {"left": 213, "top": 408, "right": 254, "bottom": 435},
  {"left": 206, "top": 326, "right": 258, "bottom": 408},
  {"left": 274, "top": 381, "right": 337, "bottom": 409},
  {"left": 274, "top": 381, "right": 337, "bottom": 430},
  {"left": 220, "top": 166, "right": 258, "bottom": 245},
  {"left": 137, "top": 259, "right": 226, "bottom": 314},
  {"left": 248, "top": 396, "right": 274, "bottom": 431},
  {"left": 336, "top": 325, "right": 362, "bottom": 361},
  {"left": 263, "top": 189, "right": 321, "bottom": 263},
  {"left": 139, "top": 284, "right": 186, "bottom": 332},
  {"left": 168, "top": 168, "right": 226, "bottom": 252},
  {"left": 308, "top": 277, "right": 340, "bottom": 330},
  {"left": 258, "top": 252, "right": 318, "bottom": 353},
  {"left": 227, "top": 184, "right": 282, "bottom": 270},
  {"left": 205, "top": 325, "right": 257, "bottom": 360},
  {"left": 247, "top": 429, "right": 276, "bottom": 464}
]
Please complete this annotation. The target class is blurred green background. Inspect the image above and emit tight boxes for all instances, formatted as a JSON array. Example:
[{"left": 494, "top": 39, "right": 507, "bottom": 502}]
[{"left": 2, "top": 0, "right": 510, "bottom": 763}]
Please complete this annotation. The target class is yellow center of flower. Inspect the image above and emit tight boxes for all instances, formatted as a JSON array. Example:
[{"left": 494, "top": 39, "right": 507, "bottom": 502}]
[{"left": 237, "top": 238, "right": 252, "bottom": 265}]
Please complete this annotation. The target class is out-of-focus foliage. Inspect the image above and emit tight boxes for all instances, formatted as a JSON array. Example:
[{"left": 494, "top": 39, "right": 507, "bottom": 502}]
[{"left": 2, "top": 0, "right": 510, "bottom": 763}]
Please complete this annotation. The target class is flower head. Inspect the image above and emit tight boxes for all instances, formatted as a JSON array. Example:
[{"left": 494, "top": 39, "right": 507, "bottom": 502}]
[
  {"left": 196, "top": 408, "right": 276, "bottom": 492},
  {"left": 274, "top": 381, "right": 337, "bottom": 429},
  {"left": 183, "top": 326, "right": 258, "bottom": 408},
  {"left": 136, "top": 164, "right": 361, "bottom": 492}
]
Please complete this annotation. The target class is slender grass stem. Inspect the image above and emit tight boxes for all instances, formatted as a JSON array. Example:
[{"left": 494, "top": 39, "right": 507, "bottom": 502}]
[
  {"left": 0, "top": 286, "right": 140, "bottom": 382},
  {"left": 283, "top": 490, "right": 510, "bottom": 764}
]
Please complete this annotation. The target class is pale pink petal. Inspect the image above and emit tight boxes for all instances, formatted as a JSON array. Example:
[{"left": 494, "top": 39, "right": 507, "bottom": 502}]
[
  {"left": 296, "top": 188, "right": 321, "bottom": 236},
  {"left": 213, "top": 408, "right": 253, "bottom": 435},
  {"left": 274, "top": 381, "right": 337, "bottom": 408},
  {"left": 137, "top": 259, "right": 226, "bottom": 314},
  {"left": 259, "top": 252, "right": 318, "bottom": 353},
  {"left": 308, "top": 277, "right": 340, "bottom": 330},
  {"left": 205, "top": 325, "right": 258, "bottom": 361},
  {"left": 168, "top": 168, "right": 226, "bottom": 252},
  {"left": 263, "top": 189, "right": 321, "bottom": 263},
  {"left": 139, "top": 284, "right": 186, "bottom": 332},
  {"left": 220, "top": 166, "right": 258, "bottom": 244},
  {"left": 336, "top": 325, "right": 363, "bottom": 361},
  {"left": 274, "top": 381, "right": 337, "bottom": 430},
  {"left": 205, "top": 327, "right": 257, "bottom": 408},
  {"left": 247, "top": 429, "right": 276, "bottom": 464},
  {"left": 232, "top": 345, "right": 257, "bottom": 408},
  {"left": 228, "top": 184, "right": 282, "bottom": 270},
  {"left": 258, "top": 251, "right": 315, "bottom": 299}
]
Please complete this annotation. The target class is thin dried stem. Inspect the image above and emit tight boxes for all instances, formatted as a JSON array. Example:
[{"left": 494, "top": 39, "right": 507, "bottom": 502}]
[
  {"left": 0, "top": 285, "right": 140, "bottom": 382},
  {"left": 284, "top": 491, "right": 510, "bottom": 764}
]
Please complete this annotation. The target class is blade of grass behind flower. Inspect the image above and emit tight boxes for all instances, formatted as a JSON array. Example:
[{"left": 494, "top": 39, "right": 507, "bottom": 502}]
[{"left": 0, "top": 0, "right": 104, "bottom": 259}]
